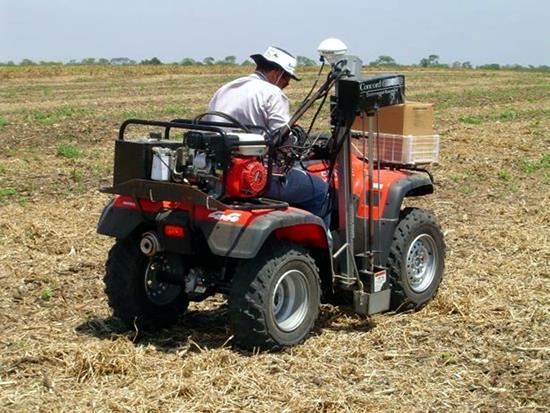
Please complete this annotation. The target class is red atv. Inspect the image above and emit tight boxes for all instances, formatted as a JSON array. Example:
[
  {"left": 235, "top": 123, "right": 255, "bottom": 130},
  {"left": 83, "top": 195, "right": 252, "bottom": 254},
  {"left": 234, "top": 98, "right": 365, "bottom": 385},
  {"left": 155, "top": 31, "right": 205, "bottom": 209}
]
[{"left": 97, "top": 59, "right": 445, "bottom": 350}]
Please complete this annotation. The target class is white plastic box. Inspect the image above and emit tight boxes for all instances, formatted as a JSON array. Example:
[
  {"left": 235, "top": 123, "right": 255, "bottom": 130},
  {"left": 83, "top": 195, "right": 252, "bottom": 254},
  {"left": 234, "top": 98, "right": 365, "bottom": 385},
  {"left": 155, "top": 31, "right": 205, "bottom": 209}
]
[
  {"left": 374, "top": 133, "right": 440, "bottom": 165},
  {"left": 151, "top": 147, "right": 172, "bottom": 181},
  {"left": 352, "top": 134, "right": 440, "bottom": 165}
]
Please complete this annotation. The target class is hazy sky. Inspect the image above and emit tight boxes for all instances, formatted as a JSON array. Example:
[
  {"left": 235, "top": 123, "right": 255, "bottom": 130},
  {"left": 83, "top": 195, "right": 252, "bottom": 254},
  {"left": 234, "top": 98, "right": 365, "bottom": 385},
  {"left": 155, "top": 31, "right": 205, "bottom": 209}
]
[{"left": 1, "top": 0, "right": 549, "bottom": 66}]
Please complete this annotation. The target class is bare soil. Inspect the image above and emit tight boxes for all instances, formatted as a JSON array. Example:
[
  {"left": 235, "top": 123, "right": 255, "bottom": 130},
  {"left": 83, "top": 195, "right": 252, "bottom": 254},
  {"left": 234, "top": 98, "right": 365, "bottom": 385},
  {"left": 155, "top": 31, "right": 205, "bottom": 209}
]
[{"left": 0, "top": 65, "right": 548, "bottom": 412}]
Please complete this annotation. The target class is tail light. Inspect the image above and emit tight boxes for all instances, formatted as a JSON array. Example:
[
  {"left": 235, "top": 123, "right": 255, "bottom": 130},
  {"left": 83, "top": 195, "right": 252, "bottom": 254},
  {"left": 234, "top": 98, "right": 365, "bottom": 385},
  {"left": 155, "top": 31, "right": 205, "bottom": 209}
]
[{"left": 164, "top": 225, "right": 186, "bottom": 238}]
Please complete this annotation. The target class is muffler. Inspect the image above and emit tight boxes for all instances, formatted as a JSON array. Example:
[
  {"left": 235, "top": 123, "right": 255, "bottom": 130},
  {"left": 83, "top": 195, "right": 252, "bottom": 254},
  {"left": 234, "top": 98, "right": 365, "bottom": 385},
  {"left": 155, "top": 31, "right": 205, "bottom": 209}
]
[{"left": 140, "top": 231, "right": 162, "bottom": 256}]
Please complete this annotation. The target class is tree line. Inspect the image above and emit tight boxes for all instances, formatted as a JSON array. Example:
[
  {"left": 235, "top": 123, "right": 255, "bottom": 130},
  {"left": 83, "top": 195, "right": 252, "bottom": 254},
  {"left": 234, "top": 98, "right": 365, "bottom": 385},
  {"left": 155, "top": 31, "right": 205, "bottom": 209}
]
[
  {"left": 1, "top": 55, "right": 548, "bottom": 71},
  {"left": 367, "top": 54, "right": 548, "bottom": 70}
]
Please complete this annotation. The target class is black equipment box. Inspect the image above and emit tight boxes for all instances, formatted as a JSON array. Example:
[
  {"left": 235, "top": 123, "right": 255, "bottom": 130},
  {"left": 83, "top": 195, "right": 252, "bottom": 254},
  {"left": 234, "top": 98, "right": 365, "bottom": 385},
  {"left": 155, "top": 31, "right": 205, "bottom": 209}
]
[
  {"left": 336, "top": 73, "right": 405, "bottom": 114},
  {"left": 113, "top": 139, "right": 182, "bottom": 186}
]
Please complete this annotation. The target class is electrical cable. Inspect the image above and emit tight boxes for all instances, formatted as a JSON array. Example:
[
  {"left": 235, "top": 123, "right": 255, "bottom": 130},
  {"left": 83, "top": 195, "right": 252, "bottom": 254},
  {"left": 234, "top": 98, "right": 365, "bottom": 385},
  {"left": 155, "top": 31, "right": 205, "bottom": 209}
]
[
  {"left": 284, "top": 68, "right": 348, "bottom": 172},
  {"left": 273, "top": 72, "right": 341, "bottom": 171},
  {"left": 193, "top": 111, "right": 250, "bottom": 133},
  {"left": 296, "top": 61, "right": 325, "bottom": 111},
  {"left": 306, "top": 85, "right": 329, "bottom": 136}
]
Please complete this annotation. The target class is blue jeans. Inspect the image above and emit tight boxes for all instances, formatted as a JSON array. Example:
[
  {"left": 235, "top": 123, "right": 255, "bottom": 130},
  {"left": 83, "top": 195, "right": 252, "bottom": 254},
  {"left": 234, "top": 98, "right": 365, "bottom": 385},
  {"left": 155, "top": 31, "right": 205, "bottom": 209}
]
[{"left": 266, "top": 167, "right": 330, "bottom": 227}]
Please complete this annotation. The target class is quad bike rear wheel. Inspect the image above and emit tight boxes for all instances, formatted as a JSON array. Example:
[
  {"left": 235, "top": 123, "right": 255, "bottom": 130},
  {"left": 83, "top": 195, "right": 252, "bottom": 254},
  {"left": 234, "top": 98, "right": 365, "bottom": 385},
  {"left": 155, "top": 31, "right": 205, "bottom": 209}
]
[
  {"left": 387, "top": 207, "right": 446, "bottom": 311},
  {"left": 229, "top": 241, "right": 321, "bottom": 351},
  {"left": 104, "top": 235, "right": 189, "bottom": 330}
]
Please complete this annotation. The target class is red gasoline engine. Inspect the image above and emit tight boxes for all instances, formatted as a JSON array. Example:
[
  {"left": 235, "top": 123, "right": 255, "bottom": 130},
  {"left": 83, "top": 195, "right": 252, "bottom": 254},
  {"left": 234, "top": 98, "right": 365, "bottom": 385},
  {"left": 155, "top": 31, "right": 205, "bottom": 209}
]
[{"left": 225, "top": 157, "right": 268, "bottom": 198}]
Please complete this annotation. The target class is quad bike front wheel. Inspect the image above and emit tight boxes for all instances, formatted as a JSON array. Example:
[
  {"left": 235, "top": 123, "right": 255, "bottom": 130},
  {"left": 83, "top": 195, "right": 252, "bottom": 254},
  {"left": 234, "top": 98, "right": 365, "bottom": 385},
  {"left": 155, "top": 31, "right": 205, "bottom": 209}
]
[
  {"left": 387, "top": 207, "right": 446, "bottom": 311},
  {"left": 229, "top": 241, "right": 321, "bottom": 351},
  {"left": 104, "top": 235, "right": 189, "bottom": 330}
]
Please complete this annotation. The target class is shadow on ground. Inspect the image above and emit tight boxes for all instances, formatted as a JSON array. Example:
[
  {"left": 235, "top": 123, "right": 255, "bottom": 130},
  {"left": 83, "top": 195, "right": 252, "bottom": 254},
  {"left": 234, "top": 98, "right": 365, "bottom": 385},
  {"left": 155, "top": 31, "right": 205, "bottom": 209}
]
[
  {"left": 75, "top": 302, "right": 376, "bottom": 353},
  {"left": 75, "top": 305, "right": 231, "bottom": 352}
]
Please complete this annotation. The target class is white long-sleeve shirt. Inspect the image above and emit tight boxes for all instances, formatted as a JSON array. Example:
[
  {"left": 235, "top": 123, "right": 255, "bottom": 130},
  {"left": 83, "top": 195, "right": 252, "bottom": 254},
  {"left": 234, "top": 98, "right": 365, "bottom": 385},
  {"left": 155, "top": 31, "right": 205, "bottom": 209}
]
[{"left": 206, "top": 72, "right": 290, "bottom": 132}]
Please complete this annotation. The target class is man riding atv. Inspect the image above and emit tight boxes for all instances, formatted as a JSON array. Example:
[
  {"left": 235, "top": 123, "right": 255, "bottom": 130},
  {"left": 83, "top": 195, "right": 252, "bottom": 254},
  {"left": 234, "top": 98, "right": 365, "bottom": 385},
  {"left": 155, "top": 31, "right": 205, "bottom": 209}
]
[{"left": 206, "top": 46, "right": 330, "bottom": 226}]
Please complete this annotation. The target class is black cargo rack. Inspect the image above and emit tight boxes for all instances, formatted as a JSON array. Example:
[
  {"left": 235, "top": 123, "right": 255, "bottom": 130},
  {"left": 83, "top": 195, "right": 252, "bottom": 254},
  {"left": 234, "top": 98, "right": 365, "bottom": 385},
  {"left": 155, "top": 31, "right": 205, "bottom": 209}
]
[
  {"left": 101, "top": 179, "right": 289, "bottom": 212},
  {"left": 118, "top": 118, "right": 268, "bottom": 141},
  {"left": 108, "top": 118, "right": 284, "bottom": 211}
]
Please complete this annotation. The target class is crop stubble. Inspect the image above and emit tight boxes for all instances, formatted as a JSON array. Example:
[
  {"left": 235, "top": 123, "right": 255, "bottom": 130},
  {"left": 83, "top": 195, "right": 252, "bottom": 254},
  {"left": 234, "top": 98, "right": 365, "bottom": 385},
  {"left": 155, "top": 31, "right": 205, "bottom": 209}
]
[{"left": 0, "top": 66, "right": 548, "bottom": 412}]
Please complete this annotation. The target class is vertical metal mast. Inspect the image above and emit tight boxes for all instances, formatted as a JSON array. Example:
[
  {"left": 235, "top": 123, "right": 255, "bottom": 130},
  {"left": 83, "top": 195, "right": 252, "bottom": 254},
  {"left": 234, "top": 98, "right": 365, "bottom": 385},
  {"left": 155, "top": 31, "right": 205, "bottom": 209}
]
[
  {"left": 367, "top": 111, "right": 376, "bottom": 273},
  {"left": 336, "top": 125, "right": 357, "bottom": 282}
]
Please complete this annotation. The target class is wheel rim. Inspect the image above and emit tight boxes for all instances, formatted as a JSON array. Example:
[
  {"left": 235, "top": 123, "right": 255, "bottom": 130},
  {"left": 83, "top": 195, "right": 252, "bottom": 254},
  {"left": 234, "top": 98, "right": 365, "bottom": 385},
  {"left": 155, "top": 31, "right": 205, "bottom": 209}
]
[
  {"left": 144, "top": 262, "right": 182, "bottom": 306},
  {"left": 271, "top": 269, "right": 309, "bottom": 332},
  {"left": 406, "top": 233, "right": 438, "bottom": 293}
]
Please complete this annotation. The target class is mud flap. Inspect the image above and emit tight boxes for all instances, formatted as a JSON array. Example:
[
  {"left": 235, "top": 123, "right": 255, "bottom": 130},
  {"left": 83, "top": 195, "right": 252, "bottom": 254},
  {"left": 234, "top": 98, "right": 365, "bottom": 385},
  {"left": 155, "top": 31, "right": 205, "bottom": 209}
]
[{"left": 97, "top": 200, "right": 143, "bottom": 239}]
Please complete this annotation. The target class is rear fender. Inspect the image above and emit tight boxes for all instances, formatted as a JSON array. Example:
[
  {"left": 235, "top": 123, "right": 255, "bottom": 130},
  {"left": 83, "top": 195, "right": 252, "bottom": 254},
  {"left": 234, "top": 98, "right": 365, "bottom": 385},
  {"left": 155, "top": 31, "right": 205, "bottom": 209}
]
[
  {"left": 195, "top": 208, "right": 328, "bottom": 259},
  {"left": 196, "top": 208, "right": 334, "bottom": 300}
]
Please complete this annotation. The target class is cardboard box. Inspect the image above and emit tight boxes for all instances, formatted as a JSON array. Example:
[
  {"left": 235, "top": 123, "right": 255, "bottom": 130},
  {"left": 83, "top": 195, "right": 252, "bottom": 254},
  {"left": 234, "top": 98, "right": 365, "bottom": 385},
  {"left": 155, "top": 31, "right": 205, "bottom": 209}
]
[{"left": 352, "top": 101, "right": 434, "bottom": 136}]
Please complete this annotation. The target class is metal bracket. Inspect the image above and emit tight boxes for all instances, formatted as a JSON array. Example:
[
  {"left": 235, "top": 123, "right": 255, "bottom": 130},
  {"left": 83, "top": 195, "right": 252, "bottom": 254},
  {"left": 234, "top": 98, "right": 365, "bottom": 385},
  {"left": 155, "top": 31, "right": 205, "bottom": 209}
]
[{"left": 353, "top": 289, "right": 391, "bottom": 315}]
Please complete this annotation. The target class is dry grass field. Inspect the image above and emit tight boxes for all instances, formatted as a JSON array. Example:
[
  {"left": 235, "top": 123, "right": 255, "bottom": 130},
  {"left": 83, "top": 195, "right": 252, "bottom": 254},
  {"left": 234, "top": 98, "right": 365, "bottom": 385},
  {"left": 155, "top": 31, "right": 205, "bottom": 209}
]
[{"left": 0, "top": 64, "right": 548, "bottom": 412}]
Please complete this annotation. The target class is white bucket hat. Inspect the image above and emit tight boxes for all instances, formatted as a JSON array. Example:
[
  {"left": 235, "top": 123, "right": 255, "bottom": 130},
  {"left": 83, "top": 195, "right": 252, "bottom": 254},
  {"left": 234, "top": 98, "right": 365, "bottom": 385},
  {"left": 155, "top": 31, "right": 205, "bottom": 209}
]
[{"left": 250, "top": 46, "right": 300, "bottom": 81}]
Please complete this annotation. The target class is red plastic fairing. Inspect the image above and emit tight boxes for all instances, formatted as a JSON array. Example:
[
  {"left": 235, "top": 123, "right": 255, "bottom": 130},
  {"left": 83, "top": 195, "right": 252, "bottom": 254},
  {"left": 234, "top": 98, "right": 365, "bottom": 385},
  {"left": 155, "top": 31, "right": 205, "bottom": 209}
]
[
  {"left": 113, "top": 195, "right": 137, "bottom": 210},
  {"left": 194, "top": 206, "right": 278, "bottom": 226},
  {"left": 275, "top": 224, "right": 328, "bottom": 249},
  {"left": 352, "top": 165, "right": 410, "bottom": 220},
  {"left": 304, "top": 161, "right": 332, "bottom": 183},
  {"left": 194, "top": 204, "right": 319, "bottom": 225},
  {"left": 112, "top": 195, "right": 163, "bottom": 213},
  {"left": 139, "top": 198, "right": 163, "bottom": 213},
  {"left": 300, "top": 156, "right": 412, "bottom": 219},
  {"left": 161, "top": 200, "right": 193, "bottom": 211}
]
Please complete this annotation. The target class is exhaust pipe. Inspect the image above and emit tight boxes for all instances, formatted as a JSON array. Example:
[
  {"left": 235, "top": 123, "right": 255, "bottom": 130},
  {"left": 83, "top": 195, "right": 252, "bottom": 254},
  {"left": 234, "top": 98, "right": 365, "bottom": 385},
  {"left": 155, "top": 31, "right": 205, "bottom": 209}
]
[{"left": 140, "top": 231, "right": 161, "bottom": 256}]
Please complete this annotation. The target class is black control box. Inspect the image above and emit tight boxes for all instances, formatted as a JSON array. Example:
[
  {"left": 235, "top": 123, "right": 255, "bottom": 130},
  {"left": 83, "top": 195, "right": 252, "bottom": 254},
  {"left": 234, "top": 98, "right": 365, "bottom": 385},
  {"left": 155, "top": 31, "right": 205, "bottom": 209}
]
[{"left": 336, "top": 73, "right": 405, "bottom": 114}]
